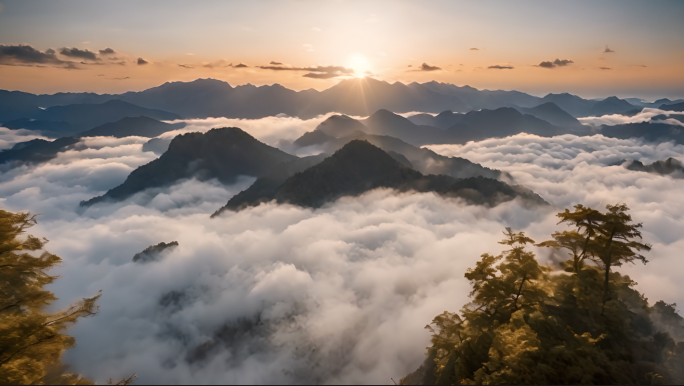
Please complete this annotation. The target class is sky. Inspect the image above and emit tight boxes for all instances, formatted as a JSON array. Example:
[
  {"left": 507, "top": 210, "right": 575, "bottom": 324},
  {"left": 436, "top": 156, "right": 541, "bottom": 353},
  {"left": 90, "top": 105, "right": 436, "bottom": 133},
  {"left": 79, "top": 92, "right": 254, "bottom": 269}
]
[{"left": 1, "top": 0, "right": 684, "bottom": 99}]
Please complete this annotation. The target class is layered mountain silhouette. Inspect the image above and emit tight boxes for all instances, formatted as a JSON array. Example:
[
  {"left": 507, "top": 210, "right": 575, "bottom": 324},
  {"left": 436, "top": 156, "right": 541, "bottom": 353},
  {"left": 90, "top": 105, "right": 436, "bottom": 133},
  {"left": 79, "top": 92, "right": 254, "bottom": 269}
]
[
  {"left": 624, "top": 157, "right": 683, "bottom": 178},
  {"left": 303, "top": 130, "right": 509, "bottom": 181},
  {"left": 515, "top": 102, "right": 584, "bottom": 128},
  {"left": 36, "top": 100, "right": 181, "bottom": 131},
  {"left": 1, "top": 78, "right": 619, "bottom": 122},
  {"left": 417, "top": 81, "right": 542, "bottom": 110},
  {"left": 600, "top": 122, "right": 684, "bottom": 145},
  {"left": 407, "top": 110, "right": 464, "bottom": 129},
  {"left": 589, "top": 96, "right": 636, "bottom": 116},
  {"left": 0, "top": 137, "right": 79, "bottom": 167},
  {"left": 1, "top": 118, "right": 78, "bottom": 138},
  {"left": 297, "top": 108, "right": 573, "bottom": 148},
  {"left": 659, "top": 102, "right": 684, "bottom": 112},
  {"left": 214, "top": 140, "right": 546, "bottom": 213},
  {"left": 446, "top": 108, "right": 576, "bottom": 142},
  {"left": 78, "top": 116, "right": 186, "bottom": 138},
  {"left": 81, "top": 127, "right": 296, "bottom": 206},
  {"left": 541, "top": 93, "right": 598, "bottom": 117}
]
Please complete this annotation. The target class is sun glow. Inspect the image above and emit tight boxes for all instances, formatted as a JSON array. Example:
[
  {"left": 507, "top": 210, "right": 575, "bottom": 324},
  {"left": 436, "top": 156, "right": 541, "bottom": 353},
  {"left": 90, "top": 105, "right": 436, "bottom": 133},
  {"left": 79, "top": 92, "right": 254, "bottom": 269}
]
[{"left": 347, "top": 54, "right": 372, "bottom": 77}]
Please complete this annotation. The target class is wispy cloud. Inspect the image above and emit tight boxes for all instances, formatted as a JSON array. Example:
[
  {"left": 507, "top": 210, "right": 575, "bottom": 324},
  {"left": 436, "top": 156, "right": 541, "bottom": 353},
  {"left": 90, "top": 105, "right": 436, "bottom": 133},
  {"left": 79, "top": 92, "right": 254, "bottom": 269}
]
[
  {"left": 538, "top": 58, "right": 574, "bottom": 68},
  {"left": 99, "top": 48, "right": 115, "bottom": 55},
  {"left": 259, "top": 64, "right": 354, "bottom": 79},
  {"left": 604, "top": 45, "right": 615, "bottom": 53},
  {"left": 488, "top": 65, "right": 514, "bottom": 70}
]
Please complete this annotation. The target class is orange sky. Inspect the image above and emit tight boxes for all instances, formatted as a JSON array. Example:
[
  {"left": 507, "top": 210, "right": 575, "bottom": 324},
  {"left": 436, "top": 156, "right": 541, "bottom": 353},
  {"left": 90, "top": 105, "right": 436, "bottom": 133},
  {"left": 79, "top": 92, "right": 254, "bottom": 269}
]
[{"left": 1, "top": 0, "right": 683, "bottom": 99}]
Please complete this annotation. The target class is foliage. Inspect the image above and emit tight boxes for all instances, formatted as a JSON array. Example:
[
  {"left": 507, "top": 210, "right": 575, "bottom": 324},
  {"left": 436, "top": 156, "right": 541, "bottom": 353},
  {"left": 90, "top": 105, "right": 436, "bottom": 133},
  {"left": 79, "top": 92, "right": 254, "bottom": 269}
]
[
  {"left": 0, "top": 209, "right": 99, "bottom": 385},
  {"left": 403, "top": 204, "right": 684, "bottom": 385}
]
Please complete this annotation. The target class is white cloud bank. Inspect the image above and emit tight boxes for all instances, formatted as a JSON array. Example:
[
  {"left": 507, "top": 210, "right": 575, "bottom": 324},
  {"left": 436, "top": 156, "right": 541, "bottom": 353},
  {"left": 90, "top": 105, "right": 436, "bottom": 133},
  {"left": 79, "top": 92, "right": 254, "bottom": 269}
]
[
  {"left": 578, "top": 107, "right": 684, "bottom": 127},
  {"left": 0, "top": 131, "right": 683, "bottom": 384}
]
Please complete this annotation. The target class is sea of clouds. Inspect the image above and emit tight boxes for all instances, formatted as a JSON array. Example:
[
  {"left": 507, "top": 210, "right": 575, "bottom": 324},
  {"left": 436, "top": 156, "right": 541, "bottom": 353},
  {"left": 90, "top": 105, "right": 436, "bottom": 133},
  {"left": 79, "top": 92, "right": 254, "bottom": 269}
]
[
  {"left": 578, "top": 107, "right": 684, "bottom": 127},
  {"left": 1, "top": 116, "right": 683, "bottom": 384}
]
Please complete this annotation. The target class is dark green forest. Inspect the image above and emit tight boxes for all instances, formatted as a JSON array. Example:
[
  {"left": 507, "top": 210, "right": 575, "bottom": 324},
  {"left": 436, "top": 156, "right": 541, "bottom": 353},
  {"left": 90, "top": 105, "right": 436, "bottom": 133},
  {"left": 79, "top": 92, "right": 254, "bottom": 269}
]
[{"left": 402, "top": 204, "right": 684, "bottom": 385}]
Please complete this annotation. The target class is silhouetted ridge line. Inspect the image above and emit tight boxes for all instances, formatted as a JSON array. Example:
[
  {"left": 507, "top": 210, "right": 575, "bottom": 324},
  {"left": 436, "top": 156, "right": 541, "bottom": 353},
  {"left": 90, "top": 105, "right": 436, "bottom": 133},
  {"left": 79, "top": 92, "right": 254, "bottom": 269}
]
[
  {"left": 80, "top": 127, "right": 297, "bottom": 207},
  {"left": 214, "top": 140, "right": 547, "bottom": 213}
]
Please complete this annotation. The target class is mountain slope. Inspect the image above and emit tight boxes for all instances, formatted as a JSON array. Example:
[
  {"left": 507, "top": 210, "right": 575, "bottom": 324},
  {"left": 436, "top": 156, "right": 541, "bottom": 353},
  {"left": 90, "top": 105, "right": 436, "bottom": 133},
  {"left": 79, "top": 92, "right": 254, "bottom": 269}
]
[
  {"left": 37, "top": 100, "right": 181, "bottom": 131},
  {"left": 0, "top": 137, "right": 79, "bottom": 167},
  {"left": 418, "top": 81, "right": 542, "bottom": 110},
  {"left": 517, "top": 102, "right": 583, "bottom": 128},
  {"left": 659, "top": 102, "right": 684, "bottom": 112},
  {"left": 361, "top": 109, "right": 455, "bottom": 146},
  {"left": 78, "top": 116, "right": 186, "bottom": 138},
  {"left": 81, "top": 127, "right": 297, "bottom": 206},
  {"left": 600, "top": 122, "right": 684, "bottom": 145},
  {"left": 589, "top": 96, "right": 635, "bottom": 116},
  {"left": 541, "top": 93, "right": 596, "bottom": 117},
  {"left": 215, "top": 140, "right": 546, "bottom": 211},
  {"left": 447, "top": 107, "right": 568, "bottom": 142},
  {"left": 625, "top": 157, "right": 684, "bottom": 177},
  {"left": 1, "top": 118, "right": 78, "bottom": 137}
]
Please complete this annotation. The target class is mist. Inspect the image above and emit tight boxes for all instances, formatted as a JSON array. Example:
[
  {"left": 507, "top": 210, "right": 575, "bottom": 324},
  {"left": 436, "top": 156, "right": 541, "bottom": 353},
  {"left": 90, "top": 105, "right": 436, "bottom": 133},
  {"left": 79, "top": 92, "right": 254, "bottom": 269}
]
[
  {"left": 578, "top": 107, "right": 684, "bottom": 127},
  {"left": 1, "top": 123, "right": 683, "bottom": 383}
]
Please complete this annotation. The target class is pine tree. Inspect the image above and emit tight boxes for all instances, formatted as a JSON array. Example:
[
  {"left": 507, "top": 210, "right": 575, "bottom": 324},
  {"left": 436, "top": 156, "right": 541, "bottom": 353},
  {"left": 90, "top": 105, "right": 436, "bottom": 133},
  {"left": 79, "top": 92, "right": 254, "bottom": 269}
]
[
  {"left": 0, "top": 209, "right": 99, "bottom": 385},
  {"left": 403, "top": 204, "right": 683, "bottom": 385}
]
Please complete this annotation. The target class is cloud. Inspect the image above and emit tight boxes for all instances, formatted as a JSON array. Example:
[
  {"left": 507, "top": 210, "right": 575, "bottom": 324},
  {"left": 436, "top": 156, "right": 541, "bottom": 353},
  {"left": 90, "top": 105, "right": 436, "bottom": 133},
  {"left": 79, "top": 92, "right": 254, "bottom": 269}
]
[
  {"left": 137, "top": 58, "right": 148, "bottom": 65},
  {"left": 600, "top": 67, "right": 611, "bottom": 70},
  {"left": 577, "top": 107, "right": 684, "bottom": 128},
  {"left": 1, "top": 127, "right": 683, "bottom": 384},
  {"left": 538, "top": 58, "right": 574, "bottom": 68},
  {"left": 302, "top": 72, "right": 342, "bottom": 79},
  {"left": 202, "top": 60, "right": 231, "bottom": 69},
  {"left": 269, "top": 61, "right": 283, "bottom": 65},
  {"left": 419, "top": 63, "right": 441, "bottom": 71},
  {"left": 178, "top": 64, "right": 193, "bottom": 69},
  {"left": 0, "top": 44, "right": 76, "bottom": 68},
  {"left": 233, "top": 63, "right": 248, "bottom": 68},
  {"left": 99, "top": 48, "right": 115, "bottom": 55},
  {"left": 469, "top": 48, "right": 479, "bottom": 51},
  {"left": 60, "top": 47, "right": 99, "bottom": 61},
  {"left": 259, "top": 64, "right": 354, "bottom": 79},
  {"left": 488, "top": 65, "right": 514, "bottom": 69},
  {"left": 605, "top": 46, "right": 615, "bottom": 53}
]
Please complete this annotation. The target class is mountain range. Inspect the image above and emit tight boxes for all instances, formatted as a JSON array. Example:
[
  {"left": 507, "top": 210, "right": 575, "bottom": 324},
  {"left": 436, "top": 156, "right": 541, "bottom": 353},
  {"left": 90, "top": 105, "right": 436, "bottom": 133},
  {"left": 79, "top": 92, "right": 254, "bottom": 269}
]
[
  {"left": 78, "top": 116, "right": 185, "bottom": 138},
  {"left": 4, "top": 78, "right": 673, "bottom": 125},
  {"left": 214, "top": 140, "right": 546, "bottom": 214},
  {"left": 81, "top": 126, "right": 539, "bottom": 211},
  {"left": 293, "top": 108, "right": 586, "bottom": 148},
  {"left": 0, "top": 137, "right": 79, "bottom": 167},
  {"left": 624, "top": 157, "right": 684, "bottom": 177}
]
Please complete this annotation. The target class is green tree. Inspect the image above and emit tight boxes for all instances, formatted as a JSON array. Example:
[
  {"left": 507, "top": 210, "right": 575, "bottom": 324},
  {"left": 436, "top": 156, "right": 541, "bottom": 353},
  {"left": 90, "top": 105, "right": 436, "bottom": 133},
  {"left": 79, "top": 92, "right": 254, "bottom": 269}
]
[
  {"left": 0, "top": 209, "right": 99, "bottom": 385},
  {"left": 402, "top": 204, "right": 684, "bottom": 385}
]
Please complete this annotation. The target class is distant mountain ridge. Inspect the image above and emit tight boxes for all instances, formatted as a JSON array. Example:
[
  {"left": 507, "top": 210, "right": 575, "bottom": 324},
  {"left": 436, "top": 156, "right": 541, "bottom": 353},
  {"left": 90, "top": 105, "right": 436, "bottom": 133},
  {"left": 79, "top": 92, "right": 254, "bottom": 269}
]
[
  {"left": 78, "top": 116, "right": 185, "bottom": 138},
  {"left": 214, "top": 140, "right": 547, "bottom": 213},
  {"left": 1, "top": 78, "right": 649, "bottom": 123},
  {"left": 295, "top": 108, "right": 582, "bottom": 148}
]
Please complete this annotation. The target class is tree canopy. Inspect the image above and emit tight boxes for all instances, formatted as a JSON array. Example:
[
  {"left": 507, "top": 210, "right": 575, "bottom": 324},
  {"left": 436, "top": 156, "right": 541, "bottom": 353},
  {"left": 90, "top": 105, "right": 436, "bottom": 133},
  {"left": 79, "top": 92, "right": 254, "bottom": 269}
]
[
  {"left": 402, "top": 204, "right": 684, "bottom": 385},
  {"left": 0, "top": 209, "right": 99, "bottom": 385}
]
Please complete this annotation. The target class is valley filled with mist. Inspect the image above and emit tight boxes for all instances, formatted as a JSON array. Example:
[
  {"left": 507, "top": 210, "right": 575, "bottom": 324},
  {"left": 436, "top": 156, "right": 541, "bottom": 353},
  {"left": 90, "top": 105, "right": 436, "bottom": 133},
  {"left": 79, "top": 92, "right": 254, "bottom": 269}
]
[{"left": 1, "top": 75, "right": 684, "bottom": 384}]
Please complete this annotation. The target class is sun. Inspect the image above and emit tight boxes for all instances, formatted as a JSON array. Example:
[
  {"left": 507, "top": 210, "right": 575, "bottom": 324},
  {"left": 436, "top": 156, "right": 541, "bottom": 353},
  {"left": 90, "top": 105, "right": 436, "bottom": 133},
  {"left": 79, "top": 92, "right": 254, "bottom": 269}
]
[{"left": 347, "top": 54, "right": 371, "bottom": 76}]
